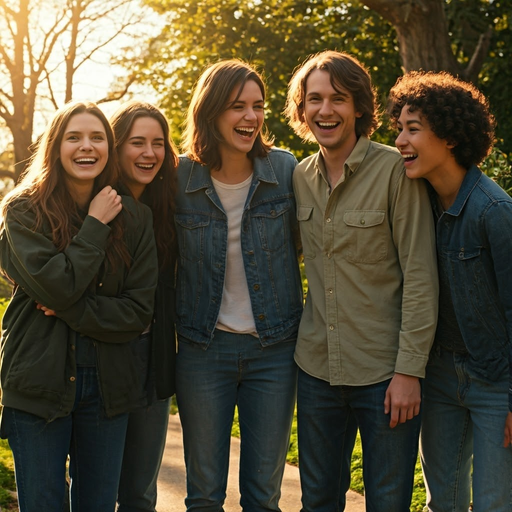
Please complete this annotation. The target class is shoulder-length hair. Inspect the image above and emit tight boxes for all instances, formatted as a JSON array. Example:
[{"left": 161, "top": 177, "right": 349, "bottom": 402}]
[
  {"left": 181, "top": 59, "right": 273, "bottom": 171},
  {"left": 1, "top": 101, "right": 128, "bottom": 270},
  {"left": 110, "top": 100, "right": 178, "bottom": 269},
  {"left": 285, "top": 50, "right": 380, "bottom": 142}
]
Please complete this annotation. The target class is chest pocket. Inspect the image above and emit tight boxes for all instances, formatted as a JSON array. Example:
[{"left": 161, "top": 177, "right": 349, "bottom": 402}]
[
  {"left": 175, "top": 213, "right": 210, "bottom": 263},
  {"left": 252, "top": 199, "right": 292, "bottom": 252},
  {"left": 343, "top": 210, "right": 387, "bottom": 263}
]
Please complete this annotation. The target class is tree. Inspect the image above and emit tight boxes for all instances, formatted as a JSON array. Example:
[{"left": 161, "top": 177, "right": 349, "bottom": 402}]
[
  {"left": 132, "top": 0, "right": 510, "bottom": 155},
  {"left": 0, "top": 0, "right": 149, "bottom": 182}
]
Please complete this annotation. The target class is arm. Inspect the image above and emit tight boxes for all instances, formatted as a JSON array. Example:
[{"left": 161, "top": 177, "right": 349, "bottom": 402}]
[
  {"left": 387, "top": 167, "right": 439, "bottom": 425},
  {"left": 484, "top": 200, "right": 512, "bottom": 443},
  {"left": 0, "top": 204, "right": 111, "bottom": 311},
  {"left": 51, "top": 202, "right": 158, "bottom": 343}
]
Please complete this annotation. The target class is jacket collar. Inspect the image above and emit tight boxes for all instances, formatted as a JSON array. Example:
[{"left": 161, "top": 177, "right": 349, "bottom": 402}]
[
  {"left": 185, "top": 153, "right": 278, "bottom": 194},
  {"left": 444, "top": 165, "right": 481, "bottom": 217}
]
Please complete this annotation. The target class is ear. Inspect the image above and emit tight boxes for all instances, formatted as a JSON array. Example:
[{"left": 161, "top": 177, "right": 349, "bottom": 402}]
[
  {"left": 446, "top": 140, "right": 457, "bottom": 149},
  {"left": 356, "top": 111, "right": 363, "bottom": 119}
]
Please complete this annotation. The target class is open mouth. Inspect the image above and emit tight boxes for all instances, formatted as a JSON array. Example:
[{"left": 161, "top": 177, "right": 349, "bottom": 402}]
[
  {"left": 234, "top": 127, "right": 255, "bottom": 137},
  {"left": 74, "top": 157, "right": 97, "bottom": 165},
  {"left": 402, "top": 153, "right": 418, "bottom": 163},
  {"left": 136, "top": 163, "right": 156, "bottom": 171},
  {"left": 316, "top": 122, "right": 340, "bottom": 131}
]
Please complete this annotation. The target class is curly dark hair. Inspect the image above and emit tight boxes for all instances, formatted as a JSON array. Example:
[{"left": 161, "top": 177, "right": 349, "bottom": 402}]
[{"left": 387, "top": 71, "right": 495, "bottom": 169}]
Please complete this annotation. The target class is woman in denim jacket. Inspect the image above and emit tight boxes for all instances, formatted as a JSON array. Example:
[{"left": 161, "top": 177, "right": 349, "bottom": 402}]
[
  {"left": 389, "top": 71, "right": 512, "bottom": 512},
  {"left": 175, "top": 59, "right": 302, "bottom": 511}
]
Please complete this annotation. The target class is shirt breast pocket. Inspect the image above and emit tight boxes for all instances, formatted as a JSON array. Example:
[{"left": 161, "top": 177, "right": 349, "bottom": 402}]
[
  {"left": 343, "top": 210, "right": 387, "bottom": 263},
  {"left": 175, "top": 213, "right": 210, "bottom": 263}
]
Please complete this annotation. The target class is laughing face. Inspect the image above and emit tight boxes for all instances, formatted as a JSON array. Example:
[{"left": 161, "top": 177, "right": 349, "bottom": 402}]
[
  {"left": 216, "top": 79, "right": 264, "bottom": 158},
  {"left": 303, "top": 69, "right": 362, "bottom": 153},
  {"left": 118, "top": 116, "right": 166, "bottom": 199},
  {"left": 59, "top": 112, "right": 108, "bottom": 189},
  {"left": 395, "top": 105, "right": 455, "bottom": 183}
]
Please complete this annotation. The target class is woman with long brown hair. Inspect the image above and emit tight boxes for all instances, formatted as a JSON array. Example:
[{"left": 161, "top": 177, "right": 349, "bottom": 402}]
[
  {"left": 110, "top": 100, "right": 178, "bottom": 512},
  {"left": 0, "top": 101, "right": 158, "bottom": 511}
]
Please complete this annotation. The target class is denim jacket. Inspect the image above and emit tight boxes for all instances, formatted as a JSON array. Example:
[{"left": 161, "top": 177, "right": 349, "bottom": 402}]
[
  {"left": 432, "top": 165, "right": 512, "bottom": 411},
  {"left": 175, "top": 148, "right": 303, "bottom": 347}
]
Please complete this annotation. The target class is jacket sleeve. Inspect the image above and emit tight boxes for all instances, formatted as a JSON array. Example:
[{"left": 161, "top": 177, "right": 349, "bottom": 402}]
[
  {"left": 390, "top": 168, "right": 439, "bottom": 378},
  {"left": 53, "top": 203, "right": 158, "bottom": 343},
  {"left": 484, "top": 199, "right": 512, "bottom": 412},
  {"left": 0, "top": 203, "right": 111, "bottom": 311}
]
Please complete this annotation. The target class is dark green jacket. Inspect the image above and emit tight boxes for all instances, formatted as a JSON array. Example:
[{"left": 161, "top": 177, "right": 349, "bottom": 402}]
[{"left": 0, "top": 196, "right": 158, "bottom": 420}]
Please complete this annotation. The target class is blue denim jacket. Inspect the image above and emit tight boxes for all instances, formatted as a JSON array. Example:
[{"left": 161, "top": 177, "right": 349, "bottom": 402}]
[
  {"left": 175, "top": 148, "right": 303, "bottom": 348},
  {"left": 433, "top": 165, "right": 512, "bottom": 411}
]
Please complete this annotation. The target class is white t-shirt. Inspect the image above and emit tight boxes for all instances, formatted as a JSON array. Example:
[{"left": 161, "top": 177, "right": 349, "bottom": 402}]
[{"left": 211, "top": 174, "right": 257, "bottom": 335}]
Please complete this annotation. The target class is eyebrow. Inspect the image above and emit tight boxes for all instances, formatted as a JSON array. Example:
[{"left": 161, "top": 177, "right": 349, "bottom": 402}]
[
  {"left": 64, "top": 130, "right": 106, "bottom": 135},
  {"left": 128, "top": 136, "right": 165, "bottom": 141}
]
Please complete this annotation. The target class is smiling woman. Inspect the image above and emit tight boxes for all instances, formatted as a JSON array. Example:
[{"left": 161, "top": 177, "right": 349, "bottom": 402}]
[{"left": 0, "top": 100, "right": 158, "bottom": 511}]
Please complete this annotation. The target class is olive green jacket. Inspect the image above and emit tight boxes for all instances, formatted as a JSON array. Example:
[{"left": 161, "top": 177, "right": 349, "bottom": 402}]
[{"left": 0, "top": 196, "right": 158, "bottom": 420}]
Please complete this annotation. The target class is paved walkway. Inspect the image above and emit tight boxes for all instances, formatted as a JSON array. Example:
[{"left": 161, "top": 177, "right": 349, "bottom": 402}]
[{"left": 157, "top": 413, "right": 365, "bottom": 512}]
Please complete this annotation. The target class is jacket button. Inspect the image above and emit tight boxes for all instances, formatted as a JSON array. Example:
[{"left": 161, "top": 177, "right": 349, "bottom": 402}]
[
  {"left": 258, "top": 314, "right": 265, "bottom": 320},
  {"left": 70, "top": 376, "right": 76, "bottom": 382},
  {"left": 253, "top": 284, "right": 260, "bottom": 291}
]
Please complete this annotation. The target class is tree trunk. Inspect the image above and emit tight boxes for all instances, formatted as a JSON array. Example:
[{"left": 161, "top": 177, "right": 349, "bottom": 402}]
[{"left": 361, "top": 0, "right": 461, "bottom": 74}]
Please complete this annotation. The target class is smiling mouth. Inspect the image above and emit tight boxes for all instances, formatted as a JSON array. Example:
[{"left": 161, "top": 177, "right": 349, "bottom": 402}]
[
  {"left": 136, "top": 163, "right": 156, "bottom": 170},
  {"left": 402, "top": 153, "right": 418, "bottom": 162},
  {"left": 234, "top": 127, "right": 255, "bottom": 137},
  {"left": 316, "top": 122, "right": 340, "bottom": 130},
  {"left": 74, "top": 157, "right": 97, "bottom": 165}
]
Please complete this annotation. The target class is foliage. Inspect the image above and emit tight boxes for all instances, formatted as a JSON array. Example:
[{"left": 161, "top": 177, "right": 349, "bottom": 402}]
[
  {"left": 481, "top": 147, "right": 512, "bottom": 195},
  {"left": 135, "top": 0, "right": 400, "bottom": 158},
  {"left": 0, "top": 439, "right": 16, "bottom": 511}
]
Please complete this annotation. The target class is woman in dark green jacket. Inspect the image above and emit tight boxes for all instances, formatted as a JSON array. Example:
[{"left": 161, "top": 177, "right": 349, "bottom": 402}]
[
  {"left": 110, "top": 100, "right": 178, "bottom": 512},
  {"left": 0, "top": 101, "right": 158, "bottom": 512}
]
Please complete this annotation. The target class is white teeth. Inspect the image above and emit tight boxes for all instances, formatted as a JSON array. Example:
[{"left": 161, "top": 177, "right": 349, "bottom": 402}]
[
  {"left": 403, "top": 153, "right": 418, "bottom": 160},
  {"left": 136, "top": 164, "right": 154, "bottom": 169},
  {"left": 75, "top": 158, "right": 96, "bottom": 164},
  {"left": 235, "top": 127, "right": 255, "bottom": 133},
  {"left": 318, "top": 122, "right": 338, "bottom": 128}
]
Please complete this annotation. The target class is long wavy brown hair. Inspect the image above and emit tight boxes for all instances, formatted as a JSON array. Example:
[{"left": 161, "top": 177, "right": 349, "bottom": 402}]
[
  {"left": 0, "top": 101, "right": 129, "bottom": 270},
  {"left": 110, "top": 100, "right": 178, "bottom": 270}
]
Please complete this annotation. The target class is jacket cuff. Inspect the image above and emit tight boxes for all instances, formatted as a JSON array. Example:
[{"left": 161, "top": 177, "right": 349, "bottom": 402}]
[{"left": 77, "top": 215, "right": 111, "bottom": 249}]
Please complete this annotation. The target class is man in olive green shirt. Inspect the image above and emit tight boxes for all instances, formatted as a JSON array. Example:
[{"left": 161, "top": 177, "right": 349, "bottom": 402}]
[{"left": 284, "top": 50, "right": 438, "bottom": 511}]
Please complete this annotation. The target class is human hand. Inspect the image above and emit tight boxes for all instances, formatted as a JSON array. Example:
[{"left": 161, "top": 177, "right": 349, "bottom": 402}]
[
  {"left": 88, "top": 186, "right": 122, "bottom": 224},
  {"left": 503, "top": 412, "right": 512, "bottom": 447},
  {"left": 36, "top": 302, "right": 56, "bottom": 316},
  {"left": 384, "top": 373, "right": 421, "bottom": 428}
]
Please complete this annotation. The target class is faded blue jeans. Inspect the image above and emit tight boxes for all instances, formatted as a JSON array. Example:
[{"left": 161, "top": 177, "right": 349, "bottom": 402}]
[
  {"left": 176, "top": 330, "right": 297, "bottom": 512},
  {"left": 420, "top": 346, "right": 512, "bottom": 512},
  {"left": 297, "top": 369, "right": 421, "bottom": 512},
  {"left": 1, "top": 366, "right": 129, "bottom": 512}
]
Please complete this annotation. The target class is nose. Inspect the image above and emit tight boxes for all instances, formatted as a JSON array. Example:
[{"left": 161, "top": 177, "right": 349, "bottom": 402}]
[
  {"left": 395, "top": 130, "right": 406, "bottom": 148},
  {"left": 80, "top": 138, "right": 93, "bottom": 151},
  {"left": 244, "top": 108, "right": 257, "bottom": 121},
  {"left": 142, "top": 143, "right": 155, "bottom": 157},
  {"left": 318, "top": 99, "right": 333, "bottom": 116}
]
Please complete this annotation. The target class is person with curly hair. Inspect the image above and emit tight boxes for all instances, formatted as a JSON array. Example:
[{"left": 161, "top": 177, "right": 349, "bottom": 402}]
[
  {"left": 388, "top": 70, "right": 512, "bottom": 512},
  {"left": 284, "top": 50, "right": 438, "bottom": 512}
]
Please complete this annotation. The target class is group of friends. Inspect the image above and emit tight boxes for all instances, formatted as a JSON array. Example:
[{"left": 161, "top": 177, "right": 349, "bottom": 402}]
[{"left": 0, "top": 48, "right": 510, "bottom": 512}]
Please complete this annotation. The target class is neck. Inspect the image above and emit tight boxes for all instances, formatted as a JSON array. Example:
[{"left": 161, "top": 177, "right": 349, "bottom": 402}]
[
  {"left": 429, "top": 164, "right": 467, "bottom": 211},
  {"left": 319, "top": 140, "right": 356, "bottom": 188},
  {"left": 129, "top": 183, "right": 145, "bottom": 201},
  {"left": 67, "top": 181, "right": 94, "bottom": 210},
  {"left": 215, "top": 152, "right": 253, "bottom": 185}
]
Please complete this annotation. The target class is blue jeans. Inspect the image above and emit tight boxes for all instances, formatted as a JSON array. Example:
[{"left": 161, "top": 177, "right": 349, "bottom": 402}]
[
  {"left": 117, "top": 397, "right": 171, "bottom": 512},
  {"left": 420, "top": 346, "right": 512, "bottom": 512},
  {"left": 176, "top": 330, "right": 297, "bottom": 512},
  {"left": 297, "top": 369, "right": 421, "bottom": 512},
  {"left": 1, "top": 366, "right": 129, "bottom": 512}
]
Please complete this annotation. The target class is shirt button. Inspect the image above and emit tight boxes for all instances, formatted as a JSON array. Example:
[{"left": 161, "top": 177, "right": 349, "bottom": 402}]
[
  {"left": 70, "top": 376, "right": 76, "bottom": 382},
  {"left": 328, "top": 289, "right": 333, "bottom": 295},
  {"left": 329, "top": 325, "right": 334, "bottom": 331},
  {"left": 360, "top": 219, "right": 365, "bottom": 225},
  {"left": 327, "top": 253, "right": 332, "bottom": 259},
  {"left": 326, "top": 218, "right": 332, "bottom": 223}
]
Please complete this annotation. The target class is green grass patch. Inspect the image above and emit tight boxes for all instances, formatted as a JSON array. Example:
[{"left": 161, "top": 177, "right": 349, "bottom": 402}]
[{"left": 0, "top": 440, "right": 17, "bottom": 510}]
